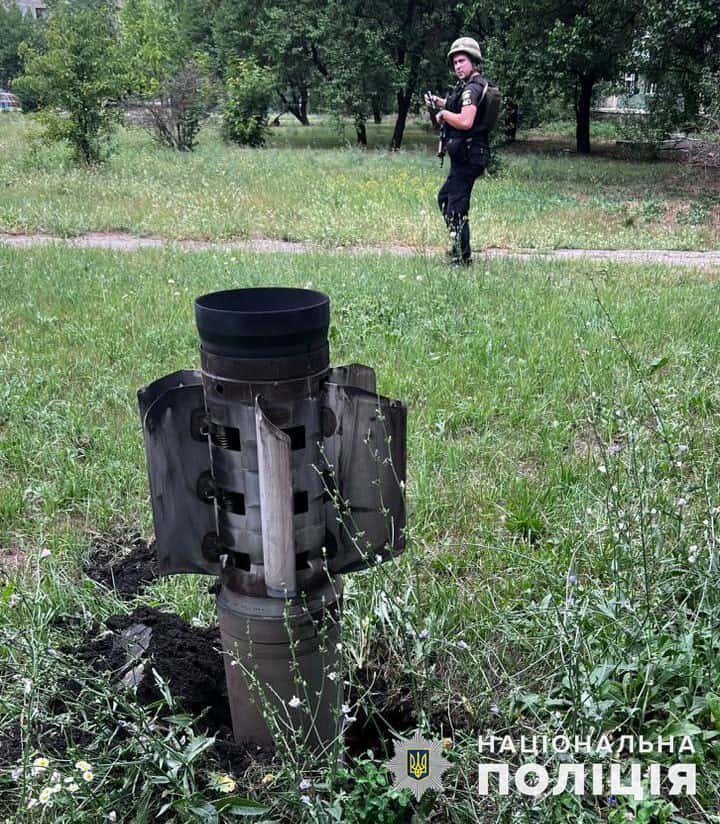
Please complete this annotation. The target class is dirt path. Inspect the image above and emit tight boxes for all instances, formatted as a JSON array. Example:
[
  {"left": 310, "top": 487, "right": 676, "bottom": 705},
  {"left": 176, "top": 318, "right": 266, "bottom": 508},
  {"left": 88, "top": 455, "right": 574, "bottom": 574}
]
[{"left": 2, "top": 231, "right": 719, "bottom": 270}]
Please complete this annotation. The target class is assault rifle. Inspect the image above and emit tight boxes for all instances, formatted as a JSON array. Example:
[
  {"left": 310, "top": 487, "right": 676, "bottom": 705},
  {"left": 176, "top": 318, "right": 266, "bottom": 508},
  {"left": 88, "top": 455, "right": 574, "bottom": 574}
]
[{"left": 424, "top": 90, "right": 446, "bottom": 162}]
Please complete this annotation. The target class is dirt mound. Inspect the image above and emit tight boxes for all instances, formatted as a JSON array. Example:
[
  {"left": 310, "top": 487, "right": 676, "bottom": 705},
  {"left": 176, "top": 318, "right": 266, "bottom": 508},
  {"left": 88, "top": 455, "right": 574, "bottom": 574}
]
[
  {"left": 85, "top": 533, "right": 158, "bottom": 598},
  {"left": 74, "top": 608, "right": 277, "bottom": 772},
  {"left": 75, "top": 607, "right": 229, "bottom": 727}
]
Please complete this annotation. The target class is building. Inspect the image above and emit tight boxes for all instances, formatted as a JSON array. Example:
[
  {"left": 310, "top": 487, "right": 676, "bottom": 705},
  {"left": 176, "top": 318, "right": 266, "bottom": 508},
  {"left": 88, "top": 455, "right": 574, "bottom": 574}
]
[
  {"left": 596, "top": 73, "right": 656, "bottom": 115},
  {"left": 16, "top": 0, "right": 47, "bottom": 19}
]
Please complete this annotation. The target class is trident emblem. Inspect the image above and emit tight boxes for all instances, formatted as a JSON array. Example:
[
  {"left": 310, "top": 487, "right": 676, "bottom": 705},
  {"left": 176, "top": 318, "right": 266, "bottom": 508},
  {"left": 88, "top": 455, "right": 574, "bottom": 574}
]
[{"left": 407, "top": 749, "right": 430, "bottom": 780}]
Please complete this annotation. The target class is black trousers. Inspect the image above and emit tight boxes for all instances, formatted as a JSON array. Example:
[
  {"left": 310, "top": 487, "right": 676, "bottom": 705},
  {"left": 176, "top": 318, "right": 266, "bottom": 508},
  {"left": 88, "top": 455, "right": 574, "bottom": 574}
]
[{"left": 437, "top": 159, "right": 485, "bottom": 262}]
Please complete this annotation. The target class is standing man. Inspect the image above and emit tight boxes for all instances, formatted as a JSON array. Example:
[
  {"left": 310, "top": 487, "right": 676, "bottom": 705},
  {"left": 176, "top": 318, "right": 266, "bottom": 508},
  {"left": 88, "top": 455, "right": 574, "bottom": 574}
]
[{"left": 427, "top": 37, "right": 494, "bottom": 266}]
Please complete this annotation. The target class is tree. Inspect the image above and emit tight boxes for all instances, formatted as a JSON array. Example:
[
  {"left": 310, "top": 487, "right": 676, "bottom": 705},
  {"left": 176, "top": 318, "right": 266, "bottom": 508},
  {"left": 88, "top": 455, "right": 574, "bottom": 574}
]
[
  {"left": 312, "top": 0, "right": 460, "bottom": 149},
  {"left": 639, "top": 0, "right": 720, "bottom": 136},
  {"left": 14, "top": 0, "right": 126, "bottom": 164},
  {"left": 213, "top": 0, "right": 324, "bottom": 125},
  {"left": 382, "top": 0, "right": 462, "bottom": 150},
  {"left": 548, "top": 2, "right": 643, "bottom": 154},
  {"left": 319, "top": 0, "right": 394, "bottom": 145},
  {"left": 0, "top": 1, "right": 44, "bottom": 92},
  {"left": 475, "top": 0, "right": 644, "bottom": 154},
  {"left": 170, "top": 0, "right": 218, "bottom": 57}
]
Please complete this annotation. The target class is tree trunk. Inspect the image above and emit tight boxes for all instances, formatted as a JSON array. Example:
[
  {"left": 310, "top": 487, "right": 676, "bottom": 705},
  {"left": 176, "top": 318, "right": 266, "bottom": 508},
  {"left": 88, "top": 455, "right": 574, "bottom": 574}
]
[
  {"left": 390, "top": 90, "right": 411, "bottom": 150},
  {"left": 390, "top": 56, "right": 421, "bottom": 152},
  {"left": 372, "top": 98, "right": 382, "bottom": 124},
  {"left": 298, "top": 87, "right": 310, "bottom": 126},
  {"left": 575, "top": 76, "right": 594, "bottom": 155},
  {"left": 504, "top": 103, "right": 519, "bottom": 142},
  {"left": 278, "top": 86, "right": 311, "bottom": 126},
  {"left": 355, "top": 117, "right": 367, "bottom": 146}
]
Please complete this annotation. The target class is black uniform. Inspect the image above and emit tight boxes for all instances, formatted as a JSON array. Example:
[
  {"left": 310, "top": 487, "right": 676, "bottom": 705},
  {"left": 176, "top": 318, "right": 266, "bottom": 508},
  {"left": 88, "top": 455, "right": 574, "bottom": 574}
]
[{"left": 437, "top": 74, "right": 492, "bottom": 264}]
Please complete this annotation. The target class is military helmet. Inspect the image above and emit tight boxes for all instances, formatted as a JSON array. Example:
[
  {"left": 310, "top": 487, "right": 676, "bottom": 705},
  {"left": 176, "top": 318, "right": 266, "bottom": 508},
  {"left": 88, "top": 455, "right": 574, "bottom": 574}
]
[{"left": 447, "top": 36, "right": 483, "bottom": 65}]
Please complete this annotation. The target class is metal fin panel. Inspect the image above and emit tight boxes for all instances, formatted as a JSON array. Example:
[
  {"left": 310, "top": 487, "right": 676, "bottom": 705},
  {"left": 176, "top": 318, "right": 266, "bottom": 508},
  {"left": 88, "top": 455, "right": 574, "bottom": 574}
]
[
  {"left": 322, "top": 383, "right": 406, "bottom": 574},
  {"left": 326, "top": 364, "right": 377, "bottom": 394},
  {"left": 255, "top": 397, "right": 297, "bottom": 598},
  {"left": 139, "top": 371, "right": 220, "bottom": 576}
]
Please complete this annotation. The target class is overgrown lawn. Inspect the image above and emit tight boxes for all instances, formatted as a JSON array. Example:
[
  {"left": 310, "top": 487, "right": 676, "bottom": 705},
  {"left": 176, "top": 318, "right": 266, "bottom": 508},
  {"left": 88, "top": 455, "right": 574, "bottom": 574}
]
[
  {"left": 1, "top": 114, "right": 718, "bottom": 251},
  {"left": 1, "top": 246, "right": 719, "bottom": 821}
]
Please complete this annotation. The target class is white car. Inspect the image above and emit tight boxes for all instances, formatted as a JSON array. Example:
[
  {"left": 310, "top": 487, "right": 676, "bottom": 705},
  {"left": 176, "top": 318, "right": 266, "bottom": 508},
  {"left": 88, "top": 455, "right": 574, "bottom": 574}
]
[{"left": 0, "top": 91, "right": 21, "bottom": 112}]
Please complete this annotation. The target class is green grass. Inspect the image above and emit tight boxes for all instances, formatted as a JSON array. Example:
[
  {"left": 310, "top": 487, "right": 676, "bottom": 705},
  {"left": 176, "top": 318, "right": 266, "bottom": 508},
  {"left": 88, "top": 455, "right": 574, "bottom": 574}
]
[
  {"left": 1, "top": 246, "right": 719, "bottom": 821},
  {"left": 1, "top": 113, "right": 718, "bottom": 251}
]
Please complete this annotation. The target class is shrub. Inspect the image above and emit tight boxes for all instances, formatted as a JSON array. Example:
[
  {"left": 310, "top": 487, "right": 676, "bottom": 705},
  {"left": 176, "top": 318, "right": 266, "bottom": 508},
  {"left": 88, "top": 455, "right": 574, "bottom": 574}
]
[
  {"left": 221, "top": 59, "right": 268, "bottom": 147},
  {"left": 142, "top": 58, "right": 214, "bottom": 151}
]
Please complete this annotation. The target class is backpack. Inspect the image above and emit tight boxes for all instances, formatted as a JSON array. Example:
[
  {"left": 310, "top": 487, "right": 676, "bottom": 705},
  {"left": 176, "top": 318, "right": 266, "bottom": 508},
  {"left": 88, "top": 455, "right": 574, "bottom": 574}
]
[{"left": 475, "top": 78, "right": 502, "bottom": 134}]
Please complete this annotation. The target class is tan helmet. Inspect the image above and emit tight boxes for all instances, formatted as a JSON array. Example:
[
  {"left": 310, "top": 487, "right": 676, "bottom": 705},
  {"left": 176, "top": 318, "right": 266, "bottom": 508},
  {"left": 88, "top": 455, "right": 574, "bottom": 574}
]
[{"left": 447, "top": 36, "right": 482, "bottom": 65}]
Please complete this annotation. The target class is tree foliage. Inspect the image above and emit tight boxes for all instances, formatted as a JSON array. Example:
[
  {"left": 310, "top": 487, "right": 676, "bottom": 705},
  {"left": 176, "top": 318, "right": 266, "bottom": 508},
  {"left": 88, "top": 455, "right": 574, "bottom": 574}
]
[
  {"left": 475, "top": 0, "right": 644, "bottom": 154},
  {"left": 639, "top": 0, "right": 720, "bottom": 136},
  {"left": 9, "top": 0, "right": 720, "bottom": 157},
  {"left": 120, "top": 0, "right": 187, "bottom": 98},
  {"left": 14, "top": 0, "right": 126, "bottom": 164},
  {"left": 213, "top": 0, "right": 323, "bottom": 125},
  {"left": 0, "top": 1, "right": 44, "bottom": 93},
  {"left": 119, "top": 0, "right": 213, "bottom": 150}
]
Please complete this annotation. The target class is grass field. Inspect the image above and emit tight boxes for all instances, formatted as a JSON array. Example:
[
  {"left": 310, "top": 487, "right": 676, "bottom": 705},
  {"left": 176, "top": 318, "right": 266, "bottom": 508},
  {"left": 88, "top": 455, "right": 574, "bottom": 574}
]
[
  {"left": 1, "top": 113, "right": 719, "bottom": 251},
  {"left": 1, "top": 241, "right": 719, "bottom": 821}
]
